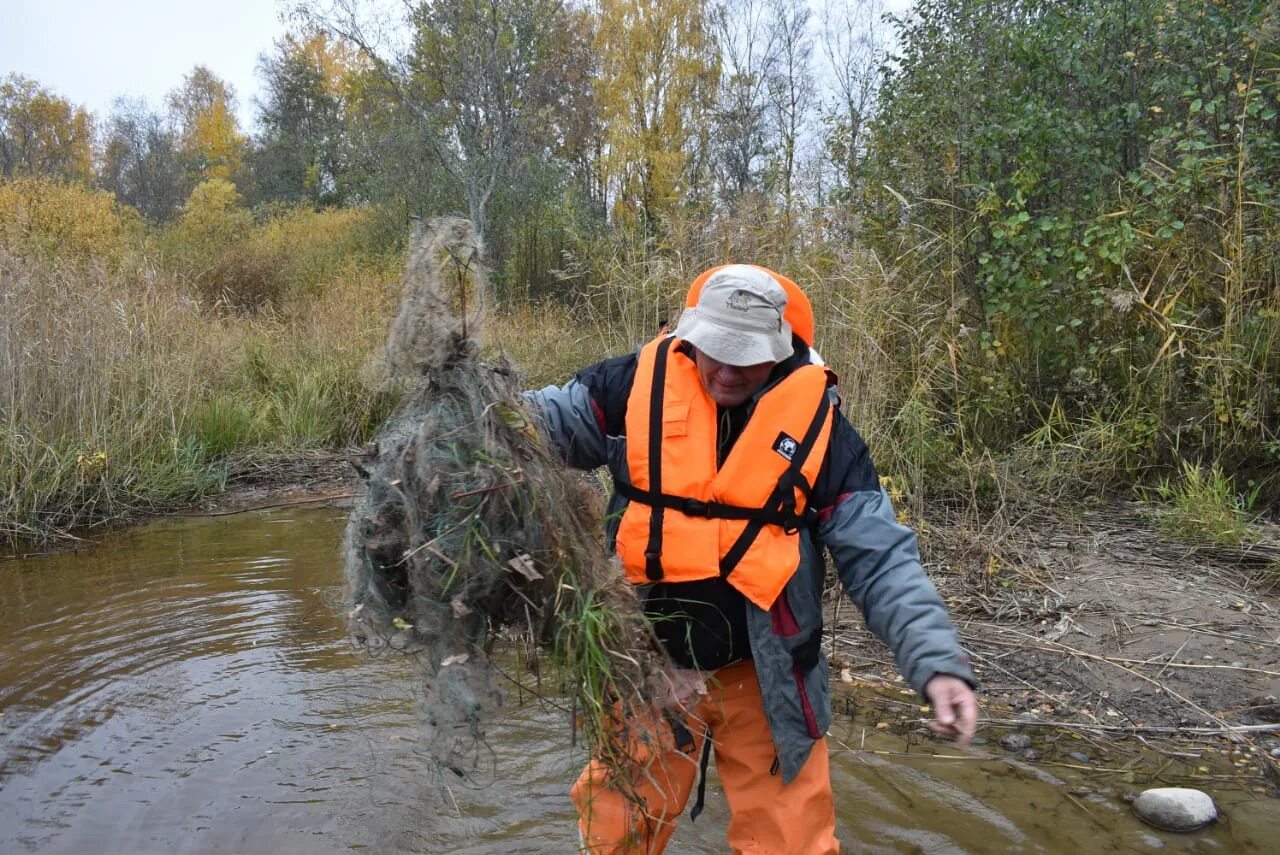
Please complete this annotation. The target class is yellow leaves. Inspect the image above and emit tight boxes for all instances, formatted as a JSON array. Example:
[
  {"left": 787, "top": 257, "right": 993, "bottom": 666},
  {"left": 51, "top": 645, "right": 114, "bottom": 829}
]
[
  {"left": 169, "top": 66, "right": 246, "bottom": 183},
  {"left": 174, "top": 179, "right": 252, "bottom": 248},
  {"left": 496, "top": 403, "right": 542, "bottom": 443},
  {"left": 976, "top": 192, "right": 1003, "bottom": 219},
  {"left": 594, "top": 0, "right": 718, "bottom": 226},
  {"left": 165, "top": 178, "right": 258, "bottom": 305},
  {"left": 75, "top": 450, "right": 108, "bottom": 479},
  {"left": 165, "top": 195, "right": 376, "bottom": 309},
  {"left": 880, "top": 475, "right": 912, "bottom": 524},
  {"left": 0, "top": 177, "right": 142, "bottom": 264},
  {"left": 495, "top": 402, "right": 528, "bottom": 431},
  {"left": 942, "top": 146, "right": 958, "bottom": 179},
  {"left": 0, "top": 74, "right": 94, "bottom": 181},
  {"left": 187, "top": 100, "right": 245, "bottom": 180},
  {"left": 288, "top": 32, "right": 366, "bottom": 101}
]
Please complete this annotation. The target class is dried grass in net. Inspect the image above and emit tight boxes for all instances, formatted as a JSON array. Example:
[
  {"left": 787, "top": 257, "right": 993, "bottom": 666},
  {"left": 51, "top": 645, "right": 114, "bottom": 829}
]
[{"left": 343, "top": 217, "right": 663, "bottom": 781}]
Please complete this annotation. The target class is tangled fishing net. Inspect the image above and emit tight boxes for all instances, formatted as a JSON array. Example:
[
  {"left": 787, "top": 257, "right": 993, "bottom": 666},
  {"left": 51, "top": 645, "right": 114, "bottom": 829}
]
[{"left": 344, "top": 217, "right": 663, "bottom": 781}]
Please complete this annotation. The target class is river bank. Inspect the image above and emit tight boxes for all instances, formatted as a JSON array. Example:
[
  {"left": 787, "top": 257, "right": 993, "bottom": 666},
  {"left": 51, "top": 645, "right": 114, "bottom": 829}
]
[{"left": 834, "top": 501, "right": 1280, "bottom": 799}]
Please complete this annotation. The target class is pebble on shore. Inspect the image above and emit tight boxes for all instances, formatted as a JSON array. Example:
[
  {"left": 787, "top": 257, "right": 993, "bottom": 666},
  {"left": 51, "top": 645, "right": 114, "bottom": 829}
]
[
  {"left": 1131, "top": 787, "right": 1218, "bottom": 832},
  {"left": 1000, "top": 733, "right": 1032, "bottom": 751}
]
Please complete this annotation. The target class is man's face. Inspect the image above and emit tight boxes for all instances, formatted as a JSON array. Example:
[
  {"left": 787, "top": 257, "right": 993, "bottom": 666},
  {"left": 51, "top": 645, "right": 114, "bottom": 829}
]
[{"left": 694, "top": 349, "right": 775, "bottom": 407}]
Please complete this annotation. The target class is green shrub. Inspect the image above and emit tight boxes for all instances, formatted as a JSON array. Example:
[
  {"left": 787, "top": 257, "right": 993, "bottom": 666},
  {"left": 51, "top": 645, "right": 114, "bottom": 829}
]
[{"left": 1148, "top": 462, "right": 1260, "bottom": 547}]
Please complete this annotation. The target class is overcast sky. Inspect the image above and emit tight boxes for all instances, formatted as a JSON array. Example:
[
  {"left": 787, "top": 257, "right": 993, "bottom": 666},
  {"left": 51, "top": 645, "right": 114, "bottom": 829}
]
[{"left": 1, "top": 0, "right": 292, "bottom": 131}]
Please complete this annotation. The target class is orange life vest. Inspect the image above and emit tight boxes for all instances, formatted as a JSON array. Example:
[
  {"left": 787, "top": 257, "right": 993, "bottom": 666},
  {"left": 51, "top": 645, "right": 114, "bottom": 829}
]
[{"left": 615, "top": 336, "right": 835, "bottom": 611}]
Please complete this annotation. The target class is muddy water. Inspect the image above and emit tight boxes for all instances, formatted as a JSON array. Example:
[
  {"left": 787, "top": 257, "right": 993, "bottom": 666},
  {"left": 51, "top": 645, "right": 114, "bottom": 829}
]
[{"left": 1, "top": 507, "right": 1274, "bottom": 853}]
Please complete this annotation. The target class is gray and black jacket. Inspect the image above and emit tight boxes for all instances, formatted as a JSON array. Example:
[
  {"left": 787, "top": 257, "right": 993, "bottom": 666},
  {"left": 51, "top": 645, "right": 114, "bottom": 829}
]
[{"left": 525, "top": 342, "right": 975, "bottom": 783}]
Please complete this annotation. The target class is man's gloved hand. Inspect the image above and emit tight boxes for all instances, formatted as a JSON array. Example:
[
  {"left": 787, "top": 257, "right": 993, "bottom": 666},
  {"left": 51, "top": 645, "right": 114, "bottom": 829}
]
[{"left": 924, "top": 674, "right": 979, "bottom": 745}]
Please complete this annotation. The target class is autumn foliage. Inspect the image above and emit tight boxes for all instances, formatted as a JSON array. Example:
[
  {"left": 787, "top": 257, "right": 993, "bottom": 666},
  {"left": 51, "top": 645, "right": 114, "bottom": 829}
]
[
  {"left": 2, "top": 0, "right": 1279, "bottom": 546},
  {"left": 0, "top": 178, "right": 141, "bottom": 265}
]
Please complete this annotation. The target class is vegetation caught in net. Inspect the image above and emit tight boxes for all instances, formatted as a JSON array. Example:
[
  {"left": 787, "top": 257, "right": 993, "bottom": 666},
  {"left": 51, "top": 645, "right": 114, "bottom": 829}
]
[{"left": 342, "top": 218, "right": 665, "bottom": 778}]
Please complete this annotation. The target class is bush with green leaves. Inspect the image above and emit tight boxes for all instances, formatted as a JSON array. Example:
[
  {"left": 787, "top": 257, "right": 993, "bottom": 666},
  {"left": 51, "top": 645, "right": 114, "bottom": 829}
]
[{"left": 857, "top": 0, "right": 1280, "bottom": 496}]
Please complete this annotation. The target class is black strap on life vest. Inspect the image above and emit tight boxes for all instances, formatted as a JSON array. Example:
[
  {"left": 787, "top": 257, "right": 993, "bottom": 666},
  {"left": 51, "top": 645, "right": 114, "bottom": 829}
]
[
  {"left": 663, "top": 714, "right": 712, "bottom": 821},
  {"left": 629, "top": 340, "right": 832, "bottom": 583},
  {"left": 667, "top": 711, "right": 696, "bottom": 754},
  {"left": 616, "top": 480, "right": 813, "bottom": 527},
  {"left": 641, "top": 336, "right": 676, "bottom": 581},
  {"left": 717, "top": 388, "right": 831, "bottom": 579}
]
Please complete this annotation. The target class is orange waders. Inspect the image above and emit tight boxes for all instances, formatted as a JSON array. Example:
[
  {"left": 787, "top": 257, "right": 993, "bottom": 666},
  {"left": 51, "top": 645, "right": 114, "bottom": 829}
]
[{"left": 571, "top": 660, "right": 839, "bottom": 854}]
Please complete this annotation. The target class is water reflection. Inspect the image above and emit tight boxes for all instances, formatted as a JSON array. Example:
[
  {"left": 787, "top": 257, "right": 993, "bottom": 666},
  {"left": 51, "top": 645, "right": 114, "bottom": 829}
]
[{"left": 0, "top": 507, "right": 1273, "bottom": 853}]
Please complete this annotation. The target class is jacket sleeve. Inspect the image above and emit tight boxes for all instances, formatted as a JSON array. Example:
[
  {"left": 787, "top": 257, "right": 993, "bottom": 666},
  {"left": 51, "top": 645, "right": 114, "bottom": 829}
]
[
  {"left": 522, "top": 352, "right": 636, "bottom": 472},
  {"left": 815, "top": 416, "right": 975, "bottom": 695}
]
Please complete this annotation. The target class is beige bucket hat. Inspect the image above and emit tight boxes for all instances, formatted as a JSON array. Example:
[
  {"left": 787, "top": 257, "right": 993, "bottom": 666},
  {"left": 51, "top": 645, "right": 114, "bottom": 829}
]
[{"left": 674, "top": 265, "right": 793, "bottom": 366}]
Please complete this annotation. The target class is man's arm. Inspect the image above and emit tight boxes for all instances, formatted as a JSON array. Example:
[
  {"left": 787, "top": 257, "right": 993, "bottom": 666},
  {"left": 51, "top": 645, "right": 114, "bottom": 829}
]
[
  {"left": 522, "top": 352, "right": 638, "bottom": 471},
  {"left": 816, "top": 416, "right": 978, "bottom": 740},
  {"left": 524, "top": 378, "right": 609, "bottom": 470}
]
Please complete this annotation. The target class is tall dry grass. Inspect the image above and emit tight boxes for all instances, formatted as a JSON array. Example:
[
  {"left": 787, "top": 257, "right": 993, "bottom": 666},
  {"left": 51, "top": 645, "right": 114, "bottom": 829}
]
[
  {"left": 0, "top": 180, "right": 403, "bottom": 547},
  {"left": 1, "top": 249, "right": 399, "bottom": 546},
  {"left": 488, "top": 302, "right": 621, "bottom": 389},
  {"left": 1, "top": 247, "right": 229, "bottom": 543}
]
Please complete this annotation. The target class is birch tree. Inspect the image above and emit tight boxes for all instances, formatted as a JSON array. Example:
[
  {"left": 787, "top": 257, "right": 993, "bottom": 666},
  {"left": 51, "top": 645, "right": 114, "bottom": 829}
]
[
  {"left": 302, "top": 0, "right": 569, "bottom": 243},
  {"left": 168, "top": 67, "right": 247, "bottom": 183},
  {"left": 253, "top": 33, "right": 364, "bottom": 206},
  {"left": 594, "top": 0, "right": 719, "bottom": 231},
  {"left": 819, "top": 0, "right": 889, "bottom": 197},
  {"left": 0, "top": 75, "right": 93, "bottom": 181},
  {"left": 712, "top": 0, "right": 776, "bottom": 202},
  {"left": 764, "top": 0, "right": 814, "bottom": 226}
]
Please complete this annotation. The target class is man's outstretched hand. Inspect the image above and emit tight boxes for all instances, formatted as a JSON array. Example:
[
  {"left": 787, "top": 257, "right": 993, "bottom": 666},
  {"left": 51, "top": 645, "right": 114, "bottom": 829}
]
[{"left": 924, "top": 675, "right": 979, "bottom": 746}]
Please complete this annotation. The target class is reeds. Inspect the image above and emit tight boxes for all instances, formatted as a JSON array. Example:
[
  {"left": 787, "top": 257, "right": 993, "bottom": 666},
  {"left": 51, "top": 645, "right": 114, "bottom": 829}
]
[
  {"left": 1, "top": 247, "right": 218, "bottom": 543},
  {"left": 0, "top": 186, "right": 398, "bottom": 548}
]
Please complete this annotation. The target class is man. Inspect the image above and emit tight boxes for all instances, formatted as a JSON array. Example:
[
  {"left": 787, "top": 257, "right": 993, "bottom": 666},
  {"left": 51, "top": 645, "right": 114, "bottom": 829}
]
[{"left": 526, "top": 264, "right": 977, "bottom": 853}]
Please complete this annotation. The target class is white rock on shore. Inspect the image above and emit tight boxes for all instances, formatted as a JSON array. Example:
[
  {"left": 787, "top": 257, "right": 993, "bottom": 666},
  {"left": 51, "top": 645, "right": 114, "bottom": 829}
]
[{"left": 1131, "top": 787, "right": 1218, "bottom": 832}]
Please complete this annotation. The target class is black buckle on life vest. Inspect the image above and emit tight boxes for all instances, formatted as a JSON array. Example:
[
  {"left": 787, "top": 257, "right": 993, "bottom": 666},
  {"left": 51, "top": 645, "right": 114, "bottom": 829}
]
[
  {"left": 667, "top": 714, "right": 696, "bottom": 754},
  {"left": 781, "top": 506, "right": 819, "bottom": 535},
  {"left": 681, "top": 498, "right": 711, "bottom": 517}
]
